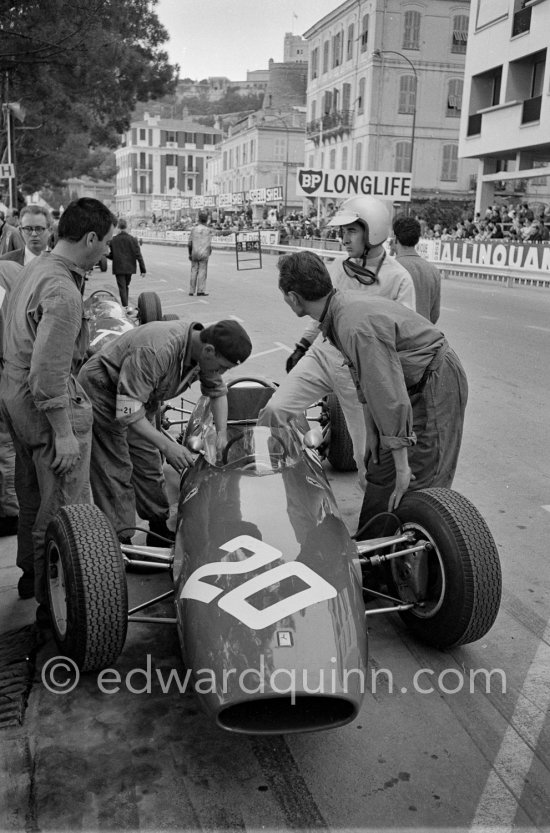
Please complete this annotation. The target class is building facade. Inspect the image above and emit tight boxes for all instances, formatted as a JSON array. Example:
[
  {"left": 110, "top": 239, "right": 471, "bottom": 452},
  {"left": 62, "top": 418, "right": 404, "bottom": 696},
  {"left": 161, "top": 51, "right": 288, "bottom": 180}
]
[
  {"left": 114, "top": 113, "right": 222, "bottom": 217},
  {"left": 459, "top": 0, "right": 550, "bottom": 213},
  {"left": 303, "top": 0, "right": 477, "bottom": 215},
  {"left": 207, "top": 109, "right": 307, "bottom": 216}
]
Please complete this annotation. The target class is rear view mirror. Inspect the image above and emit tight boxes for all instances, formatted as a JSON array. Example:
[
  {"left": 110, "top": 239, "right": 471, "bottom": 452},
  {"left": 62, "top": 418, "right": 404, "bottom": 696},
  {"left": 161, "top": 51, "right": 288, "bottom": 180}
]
[{"left": 187, "top": 436, "right": 204, "bottom": 453}]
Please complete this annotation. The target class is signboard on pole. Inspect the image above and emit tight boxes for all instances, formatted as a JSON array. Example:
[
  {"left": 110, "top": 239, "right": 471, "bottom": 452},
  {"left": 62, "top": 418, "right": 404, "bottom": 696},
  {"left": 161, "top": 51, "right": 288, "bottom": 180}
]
[
  {"left": 0, "top": 164, "right": 15, "bottom": 179},
  {"left": 296, "top": 169, "right": 412, "bottom": 201}
]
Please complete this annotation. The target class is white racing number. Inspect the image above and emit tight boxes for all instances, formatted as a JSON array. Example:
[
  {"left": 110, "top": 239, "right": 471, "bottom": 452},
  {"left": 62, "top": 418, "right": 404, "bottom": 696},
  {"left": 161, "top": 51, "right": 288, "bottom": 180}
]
[{"left": 180, "top": 535, "right": 337, "bottom": 630}]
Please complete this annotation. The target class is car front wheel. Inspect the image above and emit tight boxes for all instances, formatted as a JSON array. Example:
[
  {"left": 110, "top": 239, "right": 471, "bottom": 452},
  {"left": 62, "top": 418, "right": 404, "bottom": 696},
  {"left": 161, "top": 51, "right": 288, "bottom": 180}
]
[{"left": 45, "top": 504, "right": 128, "bottom": 671}]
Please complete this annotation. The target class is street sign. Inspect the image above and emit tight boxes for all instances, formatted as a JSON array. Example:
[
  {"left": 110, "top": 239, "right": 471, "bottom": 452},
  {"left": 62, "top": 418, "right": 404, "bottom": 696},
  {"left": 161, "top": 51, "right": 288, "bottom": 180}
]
[
  {"left": 235, "top": 232, "right": 262, "bottom": 271},
  {"left": 0, "top": 164, "right": 15, "bottom": 179}
]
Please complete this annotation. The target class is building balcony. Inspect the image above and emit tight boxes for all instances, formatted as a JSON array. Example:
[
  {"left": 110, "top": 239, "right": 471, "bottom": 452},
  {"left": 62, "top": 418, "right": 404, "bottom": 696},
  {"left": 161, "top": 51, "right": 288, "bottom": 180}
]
[{"left": 306, "top": 109, "right": 354, "bottom": 142}]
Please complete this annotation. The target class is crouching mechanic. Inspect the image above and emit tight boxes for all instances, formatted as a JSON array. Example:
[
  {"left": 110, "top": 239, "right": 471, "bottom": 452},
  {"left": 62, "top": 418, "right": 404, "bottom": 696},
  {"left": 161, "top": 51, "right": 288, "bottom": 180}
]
[
  {"left": 276, "top": 252, "right": 468, "bottom": 534},
  {"left": 259, "top": 197, "right": 415, "bottom": 482},
  {"left": 78, "top": 319, "right": 252, "bottom": 544}
]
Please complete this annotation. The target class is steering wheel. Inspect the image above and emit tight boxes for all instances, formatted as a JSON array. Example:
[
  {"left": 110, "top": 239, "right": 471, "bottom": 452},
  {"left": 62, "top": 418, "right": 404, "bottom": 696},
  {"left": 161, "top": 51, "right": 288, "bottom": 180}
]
[
  {"left": 221, "top": 432, "right": 246, "bottom": 465},
  {"left": 88, "top": 289, "right": 119, "bottom": 301}
]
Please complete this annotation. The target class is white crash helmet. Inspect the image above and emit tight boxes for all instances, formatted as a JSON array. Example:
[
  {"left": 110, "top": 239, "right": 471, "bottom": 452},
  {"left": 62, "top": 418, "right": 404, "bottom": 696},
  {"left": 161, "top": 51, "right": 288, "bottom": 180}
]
[{"left": 327, "top": 196, "right": 391, "bottom": 247}]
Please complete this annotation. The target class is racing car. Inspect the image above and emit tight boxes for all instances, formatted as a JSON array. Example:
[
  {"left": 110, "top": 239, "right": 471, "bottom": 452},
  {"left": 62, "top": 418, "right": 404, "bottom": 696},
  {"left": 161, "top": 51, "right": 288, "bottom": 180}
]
[
  {"left": 84, "top": 288, "right": 169, "bottom": 356},
  {"left": 44, "top": 378, "right": 502, "bottom": 735}
]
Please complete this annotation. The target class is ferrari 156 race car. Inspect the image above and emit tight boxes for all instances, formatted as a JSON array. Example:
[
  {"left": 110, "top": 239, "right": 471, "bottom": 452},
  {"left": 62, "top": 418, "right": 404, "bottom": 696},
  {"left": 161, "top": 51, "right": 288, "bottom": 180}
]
[{"left": 44, "top": 379, "right": 502, "bottom": 735}]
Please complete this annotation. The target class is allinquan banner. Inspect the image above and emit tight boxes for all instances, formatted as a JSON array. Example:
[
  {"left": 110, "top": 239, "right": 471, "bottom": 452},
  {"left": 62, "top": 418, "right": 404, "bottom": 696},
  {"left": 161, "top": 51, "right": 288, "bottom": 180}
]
[{"left": 296, "top": 169, "right": 412, "bottom": 201}]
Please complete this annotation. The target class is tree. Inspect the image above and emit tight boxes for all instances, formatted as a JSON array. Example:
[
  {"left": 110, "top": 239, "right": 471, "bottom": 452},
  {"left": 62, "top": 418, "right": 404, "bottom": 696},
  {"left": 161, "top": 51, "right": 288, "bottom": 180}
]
[{"left": 0, "top": 0, "right": 178, "bottom": 193}]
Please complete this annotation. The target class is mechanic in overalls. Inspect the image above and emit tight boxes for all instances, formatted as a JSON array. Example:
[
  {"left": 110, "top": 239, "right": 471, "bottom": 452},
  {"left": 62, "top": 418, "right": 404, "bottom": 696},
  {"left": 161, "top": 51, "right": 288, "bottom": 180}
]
[
  {"left": 259, "top": 196, "right": 415, "bottom": 483},
  {"left": 276, "top": 250, "right": 468, "bottom": 534},
  {"left": 0, "top": 199, "right": 116, "bottom": 624},
  {"left": 77, "top": 319, "right": 252, "bottom": 545}
]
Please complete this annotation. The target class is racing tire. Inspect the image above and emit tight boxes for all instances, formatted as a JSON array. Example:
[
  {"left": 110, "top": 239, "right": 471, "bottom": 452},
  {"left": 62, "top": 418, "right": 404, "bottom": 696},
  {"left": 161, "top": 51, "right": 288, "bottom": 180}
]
[
  {"left": 137, "top": 292, "right": 163, "bottom": 324},
  {"left": 325, "top": 394, "right": 356, "bottom": 472},
  {"left": 45, "top": 504, "right": 128, "bottom": 671},
  {"left": 163, "top": 313, "right": 179, "bottom": 321},
  {"left": 388, "top": 488, "right": 501, "bottom": 648}
]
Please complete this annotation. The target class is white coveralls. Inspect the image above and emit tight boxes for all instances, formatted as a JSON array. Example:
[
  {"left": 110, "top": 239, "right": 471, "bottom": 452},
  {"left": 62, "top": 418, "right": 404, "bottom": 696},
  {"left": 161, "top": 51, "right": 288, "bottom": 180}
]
[
  {"left": 188, "top": 224, "right": 213, "bottom": 295},
  {"left": 78, "top": 319, "right": 226, "bottom": 538},
  {"left": 260, "top": 253, "right": 416, "bottom": 480}
]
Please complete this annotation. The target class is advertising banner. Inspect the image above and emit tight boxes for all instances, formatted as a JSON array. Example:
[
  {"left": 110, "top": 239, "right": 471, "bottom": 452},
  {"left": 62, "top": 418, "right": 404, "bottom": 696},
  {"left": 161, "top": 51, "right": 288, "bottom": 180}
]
[{"left": 296, "top": 169, "right": 412, "bottom": 201}]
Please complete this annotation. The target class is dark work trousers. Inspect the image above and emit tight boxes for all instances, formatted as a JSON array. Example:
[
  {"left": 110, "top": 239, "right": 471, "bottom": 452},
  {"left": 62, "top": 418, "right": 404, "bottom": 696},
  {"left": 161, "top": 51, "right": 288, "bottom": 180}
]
[
  {"left": 78, "top": 362, "right": 169, "bottom": 539},
  {"left": 357, "top": 347, "right": 468, "bottom": 537},
  {"left": 0, "top": 375, "right": 93, "bottom": 603},
  {"left": 115, "top": 273, "right": 132, "bottom": 306}
]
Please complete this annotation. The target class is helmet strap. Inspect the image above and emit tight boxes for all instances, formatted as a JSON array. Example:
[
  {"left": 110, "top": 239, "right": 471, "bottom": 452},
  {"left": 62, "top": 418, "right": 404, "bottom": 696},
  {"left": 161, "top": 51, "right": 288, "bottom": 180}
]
[{"left": 342, "top": 250, "right": 386, "bottom": 285}]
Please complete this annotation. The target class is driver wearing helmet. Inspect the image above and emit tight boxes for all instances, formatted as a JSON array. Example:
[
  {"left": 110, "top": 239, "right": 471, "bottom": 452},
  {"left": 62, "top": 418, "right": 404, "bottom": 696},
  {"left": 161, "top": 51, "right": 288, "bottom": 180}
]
[{"left": 259, "top": 196, "right": 415, "bottom": 484}]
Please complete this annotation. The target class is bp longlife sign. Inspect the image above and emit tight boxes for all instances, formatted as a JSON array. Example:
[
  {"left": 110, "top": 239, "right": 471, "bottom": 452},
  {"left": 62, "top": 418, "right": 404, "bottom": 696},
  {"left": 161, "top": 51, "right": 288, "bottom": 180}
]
[{"left": 296, "top": 169, "right": 412, "bottom": 201}]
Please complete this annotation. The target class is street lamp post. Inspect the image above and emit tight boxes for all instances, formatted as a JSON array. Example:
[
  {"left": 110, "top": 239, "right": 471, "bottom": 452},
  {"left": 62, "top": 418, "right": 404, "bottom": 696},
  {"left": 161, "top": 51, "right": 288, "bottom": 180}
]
[{"left": 373, "top": 48, "right": 417, "bottom": 176}]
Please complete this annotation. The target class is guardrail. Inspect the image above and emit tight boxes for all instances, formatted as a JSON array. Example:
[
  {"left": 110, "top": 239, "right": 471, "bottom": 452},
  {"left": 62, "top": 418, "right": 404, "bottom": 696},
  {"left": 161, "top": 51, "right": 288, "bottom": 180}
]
[{"left": 133, "top": 228, "right": 550, "bottom": 289}]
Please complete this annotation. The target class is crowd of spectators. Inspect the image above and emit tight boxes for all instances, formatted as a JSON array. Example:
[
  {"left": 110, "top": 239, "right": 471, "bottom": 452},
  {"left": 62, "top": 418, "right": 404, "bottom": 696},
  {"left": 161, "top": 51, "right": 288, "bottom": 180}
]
[
  {"left": 139, "top": 199, "right": 550, "bottom": 247},
  {"left": 419, "top": 201, "right": 550, "bottom": 243}
]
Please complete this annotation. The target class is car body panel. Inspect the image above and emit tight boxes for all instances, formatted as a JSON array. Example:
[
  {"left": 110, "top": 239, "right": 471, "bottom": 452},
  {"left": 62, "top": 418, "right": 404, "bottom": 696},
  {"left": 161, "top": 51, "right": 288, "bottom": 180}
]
[{"left": 171, "top": 394, "right": 368, "bottom": 734}]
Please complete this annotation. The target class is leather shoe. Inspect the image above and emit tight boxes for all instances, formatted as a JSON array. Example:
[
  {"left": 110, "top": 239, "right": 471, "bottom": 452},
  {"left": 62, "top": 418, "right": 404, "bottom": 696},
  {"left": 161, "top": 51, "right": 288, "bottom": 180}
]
[
  {"left": 0, "top": 515, "right": 18, "bottom": 537},
  {"left": 146, "top": 519, "right": 175, "bottom": 546},
  {"left": 18, "top": 570, "right": 35, "bottom": 600},
  {"left": 197, "top": 292, "right": 209, "bottom": 296}
]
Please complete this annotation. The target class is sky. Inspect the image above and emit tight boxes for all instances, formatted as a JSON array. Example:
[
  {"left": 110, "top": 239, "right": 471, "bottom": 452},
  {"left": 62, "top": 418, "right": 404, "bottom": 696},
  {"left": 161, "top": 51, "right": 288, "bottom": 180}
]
[{"left": 155, "top": 0, "right": 343, "bottom": 81}]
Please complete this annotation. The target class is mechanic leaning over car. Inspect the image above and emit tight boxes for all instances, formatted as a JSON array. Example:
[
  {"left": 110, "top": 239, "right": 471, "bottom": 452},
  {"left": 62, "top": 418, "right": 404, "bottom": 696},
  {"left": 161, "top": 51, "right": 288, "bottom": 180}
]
[
  {"left": 0, "top": 198, "right": 117, "bottom": 626},
  {"left": 258, "top": 196, "right": 415, "bottom": 484},
  {"left": 77, "top": 318, "right": 252, "bottom": 545},
  {"left": 276, "top": 250, "right": 468, "bottom": 536}
]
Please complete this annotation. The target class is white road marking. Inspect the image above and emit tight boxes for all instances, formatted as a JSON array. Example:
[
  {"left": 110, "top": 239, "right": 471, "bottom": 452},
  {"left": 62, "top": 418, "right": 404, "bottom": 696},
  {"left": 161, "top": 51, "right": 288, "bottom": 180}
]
[
  {"left": 228, "top": 314, "right": 244, "bottom": 323},
  {"left": 248, "top": 345, "right": 289, "bottom": 360},
  {"left": 541, "top": 505, "right": 550, "bottom": 513},
  {"left": 527, "top": 325, "right": 550, "bottom": 333},
  {"left": 471, "top": 618, "right": 550, "bottom": 830},
  {"left": 274, "top": 341, "right": 293, "bottom": 353},
  {"left": 440, "top": 306, "right": 457, "bottom": 312},
  {"left": 478, "top": 315, "right": 499, "bottom": 320}
]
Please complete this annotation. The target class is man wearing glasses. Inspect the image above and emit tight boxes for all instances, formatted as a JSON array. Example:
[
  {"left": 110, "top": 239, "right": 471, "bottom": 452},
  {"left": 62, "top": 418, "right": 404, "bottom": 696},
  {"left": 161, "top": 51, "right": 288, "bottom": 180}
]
[{"left": 0, "top": 205, "right": 51, "bottom": 265}]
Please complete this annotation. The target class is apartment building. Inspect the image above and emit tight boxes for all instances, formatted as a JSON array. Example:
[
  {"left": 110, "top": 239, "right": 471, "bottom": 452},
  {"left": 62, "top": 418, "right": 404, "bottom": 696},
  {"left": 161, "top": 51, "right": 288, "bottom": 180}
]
[
  {"left": 114, "top": 113, "right": 222, "bottom": 217},
  {"left": 303, "top": 0, "right": 477, "bottom": 213},
  {"left": 459, "top": 0, "right": 550, "bottom": 212}
]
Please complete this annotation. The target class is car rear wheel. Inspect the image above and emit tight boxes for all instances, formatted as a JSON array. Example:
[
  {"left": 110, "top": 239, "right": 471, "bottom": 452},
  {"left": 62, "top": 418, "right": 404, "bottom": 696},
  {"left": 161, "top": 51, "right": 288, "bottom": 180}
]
[
  {"left": 137, "top": 291, "right": 163, "bottom": 324},
  {"left": 325, "top": 394, "right": 356, "bottom": 472},
  {"left": 387, "top": 488, "right": 501, "bottom": 648},
  {"left": 45, "top": 504, "right": 128, "bottom": 671}
]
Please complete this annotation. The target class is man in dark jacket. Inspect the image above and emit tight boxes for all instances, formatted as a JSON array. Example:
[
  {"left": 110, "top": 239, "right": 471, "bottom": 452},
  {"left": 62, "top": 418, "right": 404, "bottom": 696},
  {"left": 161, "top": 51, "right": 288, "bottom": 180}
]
[{"left": 108, "top": 218, "right": 146, "bottom": 307}]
